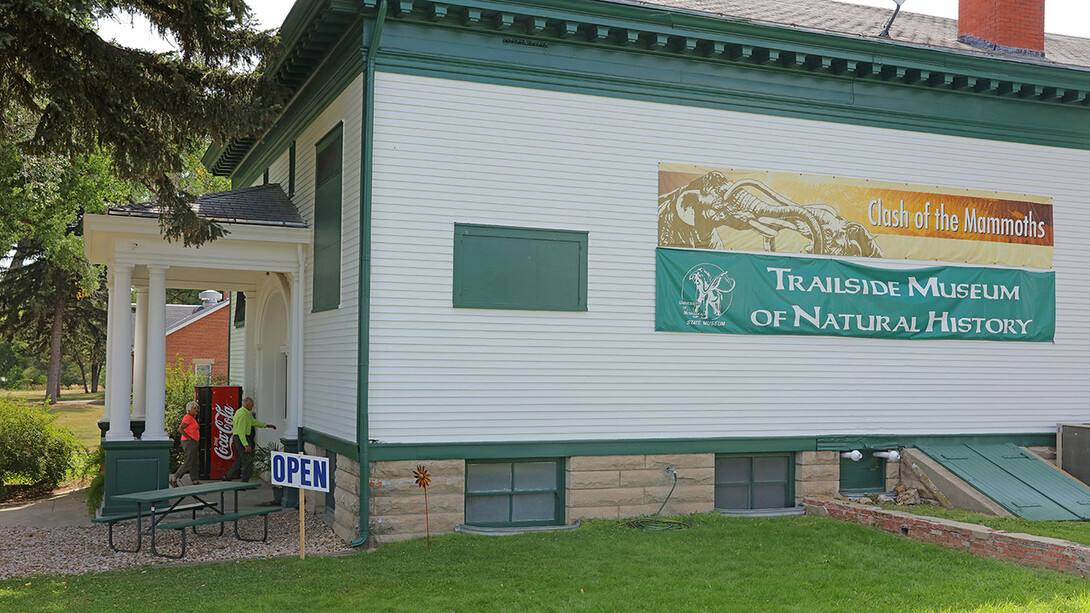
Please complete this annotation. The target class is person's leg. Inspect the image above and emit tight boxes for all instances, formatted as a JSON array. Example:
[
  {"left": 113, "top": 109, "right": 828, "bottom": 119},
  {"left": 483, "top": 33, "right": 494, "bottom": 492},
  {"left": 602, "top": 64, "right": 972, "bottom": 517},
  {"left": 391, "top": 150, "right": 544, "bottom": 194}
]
[
  {"left": 183, "top": 440, "right": 200, "bottom": 483},
  {"left": 223, "top": 435, "right": 245, "bottom": 479},
  {"left": 174, "top": 440, "right": 193, "bottom": 482},
  {"left": 240, "top": 444, "right": 254, "bottom": 482}
]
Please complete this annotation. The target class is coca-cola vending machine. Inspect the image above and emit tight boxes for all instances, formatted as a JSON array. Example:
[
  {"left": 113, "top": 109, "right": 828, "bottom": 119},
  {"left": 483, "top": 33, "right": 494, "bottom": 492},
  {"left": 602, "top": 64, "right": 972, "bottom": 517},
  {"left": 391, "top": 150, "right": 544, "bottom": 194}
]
[{"left": 195, "top": 385, "right": 242, "bottom": 480}]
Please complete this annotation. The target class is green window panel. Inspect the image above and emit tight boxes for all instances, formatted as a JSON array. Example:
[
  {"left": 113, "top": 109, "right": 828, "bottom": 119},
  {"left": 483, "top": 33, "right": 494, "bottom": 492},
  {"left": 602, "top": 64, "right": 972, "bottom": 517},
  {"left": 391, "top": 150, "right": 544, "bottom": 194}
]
[
  {"left": 714, "top": 453, "right": 794, "bottom": 510},
  {"left": 453, "top": 224, "right": 588, "bottom": 311},
  {"left": 839, "top": 454, "right": 886, "bottom": 495},
  {"left": 233, "top": 292, "right": 246, "bottom": 328},
  {"left": 465, "top": 458, "right": 564, "bottom": 527},
  {"left": 312, "top": 123, "right": 343, "bottom": 312},
  {"left": 288, "top": 141, "right": 296, "bottom": 197}
]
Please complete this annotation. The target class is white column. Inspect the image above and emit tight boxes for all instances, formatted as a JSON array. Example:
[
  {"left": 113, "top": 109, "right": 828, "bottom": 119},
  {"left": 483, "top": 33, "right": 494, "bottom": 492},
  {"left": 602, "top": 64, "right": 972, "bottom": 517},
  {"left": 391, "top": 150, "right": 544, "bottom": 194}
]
[
  {"left": 104, "top": 264, "right": 134, "bottom": 441},
  {"left": 287, "top": 246, "right": 305, "bottom": 439},
  {"left": 141, "top": 265, "right": 169, "bottom": 441},
  {"left": 131, "top": 287, "right": 149, "bottom": 420},
  {"left": 101, "top": 271, "right": 113, "bottom": 422}
]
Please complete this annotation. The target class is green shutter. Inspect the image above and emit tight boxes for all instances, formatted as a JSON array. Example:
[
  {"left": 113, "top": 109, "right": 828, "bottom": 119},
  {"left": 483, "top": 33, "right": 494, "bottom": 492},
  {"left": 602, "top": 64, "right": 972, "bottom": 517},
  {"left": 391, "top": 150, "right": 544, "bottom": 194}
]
[
  {"left": 453, "top": 224, "right": 588, "bottom": 311},
  {"left": 313, "top": 124, "right": 343, "bottom": 313}
]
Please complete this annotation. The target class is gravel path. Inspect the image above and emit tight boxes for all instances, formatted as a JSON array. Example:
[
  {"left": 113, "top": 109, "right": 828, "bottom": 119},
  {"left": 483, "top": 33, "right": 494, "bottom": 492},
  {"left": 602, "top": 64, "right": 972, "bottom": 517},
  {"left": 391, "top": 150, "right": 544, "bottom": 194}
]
[{"left": 0, "top": 512, "right": 354, "bottom": 580}]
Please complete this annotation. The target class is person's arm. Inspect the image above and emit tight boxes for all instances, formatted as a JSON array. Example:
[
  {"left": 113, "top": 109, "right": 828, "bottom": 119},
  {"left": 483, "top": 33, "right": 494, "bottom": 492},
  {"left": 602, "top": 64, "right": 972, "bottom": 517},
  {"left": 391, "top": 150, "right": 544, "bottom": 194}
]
[{"left": 238, "top": 411, "right": 251, "bottom": 448}]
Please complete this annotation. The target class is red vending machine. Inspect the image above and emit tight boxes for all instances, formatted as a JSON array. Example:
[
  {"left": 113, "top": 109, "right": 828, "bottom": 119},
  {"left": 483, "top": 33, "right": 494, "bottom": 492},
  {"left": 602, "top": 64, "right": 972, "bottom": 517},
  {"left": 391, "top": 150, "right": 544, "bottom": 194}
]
[{"left": 195, "top": 385, "right": 242, "bottom": 480}]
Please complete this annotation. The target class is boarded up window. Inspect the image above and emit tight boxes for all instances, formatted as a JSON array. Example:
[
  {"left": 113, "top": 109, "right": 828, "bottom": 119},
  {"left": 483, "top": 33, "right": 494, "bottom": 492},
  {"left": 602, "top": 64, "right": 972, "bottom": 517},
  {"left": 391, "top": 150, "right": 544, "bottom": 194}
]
[
  {"left": 453, "top": 224, "right": 587, "bottom": 311},
  {"left": 313, "top": 124, "right": 343, "bottom": 312}
]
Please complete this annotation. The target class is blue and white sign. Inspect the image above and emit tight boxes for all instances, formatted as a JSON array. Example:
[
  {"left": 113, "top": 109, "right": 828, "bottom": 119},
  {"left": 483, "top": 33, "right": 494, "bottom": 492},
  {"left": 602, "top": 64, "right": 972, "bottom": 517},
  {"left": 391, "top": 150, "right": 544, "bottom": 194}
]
[{"left": 271, "top": 451, "right": 330, "bottom": 493}]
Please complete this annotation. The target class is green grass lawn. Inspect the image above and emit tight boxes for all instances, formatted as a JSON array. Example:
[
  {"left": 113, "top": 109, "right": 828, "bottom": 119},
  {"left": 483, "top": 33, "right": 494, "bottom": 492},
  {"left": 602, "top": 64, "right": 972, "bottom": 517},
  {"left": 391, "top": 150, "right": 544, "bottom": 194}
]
[
  {"left": 3, "top": 514, "right": 1090, "bottom": 612},
  {"left": 46, "top": 402, "right": 103, "bottom": 449},
  {"left": 882, "top": 503, "right": 1090, "bottom": 547},
  {"left": 4, "top": 388, "right": 105, "bottom": 403}
]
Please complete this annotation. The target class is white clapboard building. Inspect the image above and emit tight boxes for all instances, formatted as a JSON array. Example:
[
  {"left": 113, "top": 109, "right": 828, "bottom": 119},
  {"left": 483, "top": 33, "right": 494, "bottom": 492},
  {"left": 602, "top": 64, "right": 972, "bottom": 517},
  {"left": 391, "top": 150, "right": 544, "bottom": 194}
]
[{"left": 86, "top": 0, "right": 1090, "bottom": 542}]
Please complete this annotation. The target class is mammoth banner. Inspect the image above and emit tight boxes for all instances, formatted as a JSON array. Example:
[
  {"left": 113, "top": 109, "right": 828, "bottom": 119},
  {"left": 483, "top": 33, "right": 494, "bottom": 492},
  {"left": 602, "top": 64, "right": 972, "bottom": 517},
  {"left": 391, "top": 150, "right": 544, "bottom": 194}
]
[
  {"left": 655, "top": 248, "right": 1055, "bottom": 342},
  {"left": 658, "top": 164, "right": 1054, "bottom": 269}
]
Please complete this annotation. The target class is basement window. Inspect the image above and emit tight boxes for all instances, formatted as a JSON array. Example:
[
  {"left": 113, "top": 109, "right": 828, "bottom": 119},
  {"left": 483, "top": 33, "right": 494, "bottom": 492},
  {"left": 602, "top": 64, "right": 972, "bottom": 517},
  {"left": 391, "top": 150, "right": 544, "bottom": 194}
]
[
  {"left": 465, "top": 459, "right": 564, "bottom": 527},
  {"left": 714, "top": 454, "right": 794, "bottom": 511}
]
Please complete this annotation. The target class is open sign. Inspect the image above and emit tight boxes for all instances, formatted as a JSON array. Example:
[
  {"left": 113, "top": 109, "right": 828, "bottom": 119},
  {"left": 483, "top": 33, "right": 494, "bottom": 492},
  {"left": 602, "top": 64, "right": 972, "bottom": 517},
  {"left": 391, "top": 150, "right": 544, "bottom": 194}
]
[{"left": 271, "top": 451, "right": 330, "bottom": 492}]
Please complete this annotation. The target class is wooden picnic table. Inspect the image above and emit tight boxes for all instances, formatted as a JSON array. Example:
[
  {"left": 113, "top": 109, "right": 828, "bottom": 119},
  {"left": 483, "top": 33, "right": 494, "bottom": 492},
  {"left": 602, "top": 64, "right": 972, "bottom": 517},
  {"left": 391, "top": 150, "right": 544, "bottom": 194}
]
[{"left": 107, "top": 481, "right": 265, "bottom": 558}]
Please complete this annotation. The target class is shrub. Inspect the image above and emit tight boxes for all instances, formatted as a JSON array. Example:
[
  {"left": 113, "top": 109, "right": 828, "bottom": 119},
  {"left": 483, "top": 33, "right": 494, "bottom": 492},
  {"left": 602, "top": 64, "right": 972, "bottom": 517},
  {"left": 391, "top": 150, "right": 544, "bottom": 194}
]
[
  {"left": 0, "top": 396, "right": 82, "bottom": 494},
  {"left": 164, "top": 360, "right": 200, "bottom": 472}
]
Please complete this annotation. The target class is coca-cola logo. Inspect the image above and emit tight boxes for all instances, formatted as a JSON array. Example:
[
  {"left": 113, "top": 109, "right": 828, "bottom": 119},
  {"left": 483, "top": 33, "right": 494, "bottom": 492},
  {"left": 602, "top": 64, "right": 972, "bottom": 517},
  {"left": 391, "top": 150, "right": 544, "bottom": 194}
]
[{"left": 213, "top": 404, "right": 235, "bottom": 460}]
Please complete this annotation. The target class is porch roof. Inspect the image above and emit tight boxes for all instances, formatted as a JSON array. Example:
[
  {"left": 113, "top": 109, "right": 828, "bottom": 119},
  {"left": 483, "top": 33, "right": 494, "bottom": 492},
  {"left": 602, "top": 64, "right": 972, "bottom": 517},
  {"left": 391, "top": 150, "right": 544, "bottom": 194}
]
[{"left": 109, "top": 184, "right": 306, "bottom": 228}]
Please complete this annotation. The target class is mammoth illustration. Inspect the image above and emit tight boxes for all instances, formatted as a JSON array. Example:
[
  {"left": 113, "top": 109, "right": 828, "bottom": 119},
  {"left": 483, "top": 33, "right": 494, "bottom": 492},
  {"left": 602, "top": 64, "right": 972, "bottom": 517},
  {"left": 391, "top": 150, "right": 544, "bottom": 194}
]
[{"left": 658, "top": 171, "right": 882, "bottom": 257}]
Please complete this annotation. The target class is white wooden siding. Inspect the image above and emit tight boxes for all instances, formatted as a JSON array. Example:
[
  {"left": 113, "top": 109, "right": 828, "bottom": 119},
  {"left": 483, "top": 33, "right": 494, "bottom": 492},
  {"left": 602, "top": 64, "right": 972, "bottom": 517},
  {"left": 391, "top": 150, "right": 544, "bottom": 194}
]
[
  {"left": 366, "top": 71, "right": 1090, "bottom": 444},
  {"left": 267, "top": 75, "right": 363, "bottom": 441},
  {"left": 228, "top": 298, "right": 245, "bottom": 385}
]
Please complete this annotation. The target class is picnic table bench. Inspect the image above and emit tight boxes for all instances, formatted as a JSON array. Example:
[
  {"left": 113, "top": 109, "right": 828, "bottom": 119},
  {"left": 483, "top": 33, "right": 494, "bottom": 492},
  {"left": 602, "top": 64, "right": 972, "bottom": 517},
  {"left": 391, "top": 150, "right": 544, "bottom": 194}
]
[{"left": 102, "top": 481, "right": 281, "bottom": 559}]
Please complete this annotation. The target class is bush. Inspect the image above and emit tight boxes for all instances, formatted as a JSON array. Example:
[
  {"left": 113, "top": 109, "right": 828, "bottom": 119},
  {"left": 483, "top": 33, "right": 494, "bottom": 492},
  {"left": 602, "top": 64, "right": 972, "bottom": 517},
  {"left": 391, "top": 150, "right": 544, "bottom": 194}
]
[
  {"left": 0, "top": 396, "right": 82, "bottom": 494},
  {"left": 164, "top": 360, "right": 201, "bottom": 472}
]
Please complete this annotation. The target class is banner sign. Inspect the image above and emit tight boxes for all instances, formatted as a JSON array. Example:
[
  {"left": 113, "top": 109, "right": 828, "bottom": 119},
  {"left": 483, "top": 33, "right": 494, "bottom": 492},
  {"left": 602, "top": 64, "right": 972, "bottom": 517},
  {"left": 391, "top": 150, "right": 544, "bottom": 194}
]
[
  {"left": 655, "top": 248, "right": 1055, "bottom": 342},
  {"left": 658, "top": 164, "right": 1053, "bottom": 269}
]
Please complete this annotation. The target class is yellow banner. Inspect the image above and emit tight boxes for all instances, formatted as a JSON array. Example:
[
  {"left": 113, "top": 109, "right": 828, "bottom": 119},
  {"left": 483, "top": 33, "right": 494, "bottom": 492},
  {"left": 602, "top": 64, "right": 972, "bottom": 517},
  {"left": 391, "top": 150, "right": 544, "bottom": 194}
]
[{"left": 658, "top": 164, "right": 1053, "bottom": 269}]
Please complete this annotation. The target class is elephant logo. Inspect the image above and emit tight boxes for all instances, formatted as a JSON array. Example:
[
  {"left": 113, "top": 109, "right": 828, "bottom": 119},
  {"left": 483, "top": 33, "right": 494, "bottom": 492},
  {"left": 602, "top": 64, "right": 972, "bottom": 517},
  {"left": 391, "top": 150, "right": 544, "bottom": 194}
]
[{"left": 681, "top": 264, "right": 735, "bottom": 321}]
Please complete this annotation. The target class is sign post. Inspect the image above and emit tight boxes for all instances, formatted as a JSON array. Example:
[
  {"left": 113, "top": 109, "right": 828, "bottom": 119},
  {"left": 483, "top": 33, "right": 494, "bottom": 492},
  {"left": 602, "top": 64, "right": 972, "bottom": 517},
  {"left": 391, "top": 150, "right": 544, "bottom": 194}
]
[{"left": 271, "top": 450, "right": 330, "bottom": 560}]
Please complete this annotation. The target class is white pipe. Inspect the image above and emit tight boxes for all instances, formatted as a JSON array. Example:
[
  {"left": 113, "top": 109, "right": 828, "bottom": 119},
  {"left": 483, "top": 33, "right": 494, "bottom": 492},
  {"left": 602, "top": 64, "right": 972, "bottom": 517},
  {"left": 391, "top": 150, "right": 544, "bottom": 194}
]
[
  {"left": 840, "top": 450, "right": 863, "bottom": 461},
  {"left": 874, "top": 450, "right": 901, "bottom": 461}
]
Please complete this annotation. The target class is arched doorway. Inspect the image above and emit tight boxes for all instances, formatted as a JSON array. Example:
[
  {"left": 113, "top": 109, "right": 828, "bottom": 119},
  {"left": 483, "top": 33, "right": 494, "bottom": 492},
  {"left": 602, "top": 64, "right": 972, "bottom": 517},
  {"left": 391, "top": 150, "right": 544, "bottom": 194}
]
[{"left": 255, "top": 288, "right": 288, "bottom": 448}]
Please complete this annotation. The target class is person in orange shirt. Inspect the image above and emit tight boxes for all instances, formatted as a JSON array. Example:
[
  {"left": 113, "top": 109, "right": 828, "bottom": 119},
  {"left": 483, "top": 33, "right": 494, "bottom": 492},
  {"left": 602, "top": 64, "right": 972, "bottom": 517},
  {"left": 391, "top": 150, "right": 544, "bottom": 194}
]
[{"left": 171, "top": 401, "right": 201, "bottom": 486}]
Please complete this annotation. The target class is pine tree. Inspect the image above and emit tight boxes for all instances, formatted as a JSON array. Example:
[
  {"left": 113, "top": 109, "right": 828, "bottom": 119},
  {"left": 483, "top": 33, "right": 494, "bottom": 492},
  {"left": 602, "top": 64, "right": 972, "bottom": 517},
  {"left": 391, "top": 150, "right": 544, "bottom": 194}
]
[{"left": 0, "top": 1, "right": 284, "bottom": 246}]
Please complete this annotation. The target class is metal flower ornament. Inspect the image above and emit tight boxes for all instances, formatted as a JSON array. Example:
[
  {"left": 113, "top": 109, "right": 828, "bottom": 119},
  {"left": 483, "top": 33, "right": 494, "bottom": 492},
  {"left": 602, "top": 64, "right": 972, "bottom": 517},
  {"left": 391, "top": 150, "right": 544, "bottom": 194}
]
[{"left": 413, "top": 464, "right": 432, "bottom": 550}]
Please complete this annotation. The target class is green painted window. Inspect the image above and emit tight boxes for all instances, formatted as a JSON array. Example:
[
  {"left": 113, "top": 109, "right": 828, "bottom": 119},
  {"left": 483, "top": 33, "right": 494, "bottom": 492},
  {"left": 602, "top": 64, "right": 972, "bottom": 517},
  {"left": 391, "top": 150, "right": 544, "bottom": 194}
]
[
  {"left": 714, "top": 454, "right": 794, "bottom": 510},
  {"left": 233, "top": 292, "right": 246, "bottom": 328},
  {"left": 312, "top": 124, "right": 343, "bottom": 312},
  {"left": 840, "top": 454, "right": 886, "bottom": 495},
  {"left": 453, "top": 224, "right": 588, "bottom": 311},
  {"left": 465, "top": 459, "right": 564, "bottom": 527},
  {"left": 288, "top": 141, "right": 296, "bottom": 197}
]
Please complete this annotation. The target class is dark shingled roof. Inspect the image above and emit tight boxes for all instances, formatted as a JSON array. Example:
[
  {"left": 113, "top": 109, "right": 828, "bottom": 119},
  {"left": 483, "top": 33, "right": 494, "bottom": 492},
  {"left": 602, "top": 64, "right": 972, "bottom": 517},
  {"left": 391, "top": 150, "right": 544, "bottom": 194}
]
[
  {"left": 627, "top": 0, "right": 1090, "bottom": 68},
  {"left": 110, "top": 184, "right": 306, "bottom": 228}
]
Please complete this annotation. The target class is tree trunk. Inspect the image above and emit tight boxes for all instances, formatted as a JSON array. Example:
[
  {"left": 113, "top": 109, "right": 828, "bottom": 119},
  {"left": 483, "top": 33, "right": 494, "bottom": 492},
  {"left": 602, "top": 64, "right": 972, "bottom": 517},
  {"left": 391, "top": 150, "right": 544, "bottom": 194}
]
[
  {"left": 75, "top": 357, "right": 88, "bottom": 394},
  {"left": 90, "top": 361, "right": 101, "bottom": 394},
  {"left": 46, "top": 300, "right": 64, "bottom": 404}
]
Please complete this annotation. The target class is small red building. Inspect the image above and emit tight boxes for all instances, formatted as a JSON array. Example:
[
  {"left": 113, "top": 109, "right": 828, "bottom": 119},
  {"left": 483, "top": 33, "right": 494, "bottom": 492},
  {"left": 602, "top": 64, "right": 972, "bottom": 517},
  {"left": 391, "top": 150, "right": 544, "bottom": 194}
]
[{"left": 134, "top": 291, "right": 231, "bottom": 383}]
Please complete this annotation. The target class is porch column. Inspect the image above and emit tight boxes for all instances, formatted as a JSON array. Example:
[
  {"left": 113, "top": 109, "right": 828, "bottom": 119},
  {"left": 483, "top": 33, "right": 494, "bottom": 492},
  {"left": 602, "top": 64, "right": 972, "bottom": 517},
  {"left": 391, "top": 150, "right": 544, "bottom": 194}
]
[
  {"left": 288, "top": 248, "right": 304, "bottom": 439},
  {"left": 104, "top": 263, "right": 134, "bottom": 441},
  {"left": 131, "top": 287, "right": 149, "bottom": 420},
  {"left": 101, "top": 271, "right": 113, "bottom": 422},
  {"left": 142, "top": 265, "right": 169, "bottom": 441}
]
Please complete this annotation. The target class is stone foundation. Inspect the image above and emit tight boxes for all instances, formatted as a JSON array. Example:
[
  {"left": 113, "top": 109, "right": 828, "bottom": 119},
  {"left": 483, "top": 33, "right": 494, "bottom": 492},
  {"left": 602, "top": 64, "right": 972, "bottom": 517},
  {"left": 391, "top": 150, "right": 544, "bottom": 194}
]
[
  {"left": 304, "top": 443, "right": 361, "bottom": 543},
  {"left": 566, "top": 454, "right": 714, "bottom": 521},
  {"left": 369, "top": 459, "right": 465, "bottom": 544},
  {"left": 795, "top": 451, "right": 839, "bottom": 501}
]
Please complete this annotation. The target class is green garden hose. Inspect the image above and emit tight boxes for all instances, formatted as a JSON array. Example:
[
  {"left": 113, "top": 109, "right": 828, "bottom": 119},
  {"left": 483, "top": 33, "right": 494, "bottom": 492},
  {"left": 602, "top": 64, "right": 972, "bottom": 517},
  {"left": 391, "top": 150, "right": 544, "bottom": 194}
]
[{"left": 617, "top": 469, "right": 691, "bottom": 531}]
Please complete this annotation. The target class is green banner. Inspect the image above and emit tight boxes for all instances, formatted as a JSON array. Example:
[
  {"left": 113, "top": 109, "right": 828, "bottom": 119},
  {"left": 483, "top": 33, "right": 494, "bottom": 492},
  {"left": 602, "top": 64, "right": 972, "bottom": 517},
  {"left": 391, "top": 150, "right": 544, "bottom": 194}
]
[{"left": 656, "top": 248, "right": 1055, "bottom": 342}]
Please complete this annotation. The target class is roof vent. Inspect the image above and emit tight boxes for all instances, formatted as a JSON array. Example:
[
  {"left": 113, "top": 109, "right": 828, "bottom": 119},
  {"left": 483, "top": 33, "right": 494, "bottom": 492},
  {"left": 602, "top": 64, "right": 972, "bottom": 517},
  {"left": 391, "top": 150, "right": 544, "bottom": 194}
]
[{"left": 199, "top": 290, "right": 222, "bottom": 307}]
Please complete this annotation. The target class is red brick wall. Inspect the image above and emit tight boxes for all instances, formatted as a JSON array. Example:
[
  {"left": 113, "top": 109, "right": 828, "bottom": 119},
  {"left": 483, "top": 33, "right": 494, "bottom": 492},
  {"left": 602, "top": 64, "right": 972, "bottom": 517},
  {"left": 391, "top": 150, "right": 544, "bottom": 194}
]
[
  {"left": 166, "top": 305, "right": 230, "bottom": 380},
  {"left": 959, "top": 0, "right": 1045, "bottom": 52},
  {"left": 804, "top": 498, "right": 1090, "bottom": 578}
]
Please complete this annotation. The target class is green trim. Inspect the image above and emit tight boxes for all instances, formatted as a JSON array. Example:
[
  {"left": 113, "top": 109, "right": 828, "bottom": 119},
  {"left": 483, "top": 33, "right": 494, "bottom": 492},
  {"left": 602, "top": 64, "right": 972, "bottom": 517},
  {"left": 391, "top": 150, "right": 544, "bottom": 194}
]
[
  {"left": 312, "top": 122, "right": 344, "bottom": 313},
  {"left": 369, "top": 433, "right": 1056, "bottom": 461},
  {"left": 299, "top": 427, "right": 359, "bottom": 459},
  {"left": 211, "top": 0, "right": 1090, "bottom": 177},
  {"left": 354, "top": 0, "right": 388, "bottom": 548},
  {"left": 815, "top": 433, "right": 1056, "bottom": 450},
  {"left": 453, "top": 223, "right": 588, "bottom": 311},
  {"left": 231, "top": 18, "right": 365, "bottom": 187}
]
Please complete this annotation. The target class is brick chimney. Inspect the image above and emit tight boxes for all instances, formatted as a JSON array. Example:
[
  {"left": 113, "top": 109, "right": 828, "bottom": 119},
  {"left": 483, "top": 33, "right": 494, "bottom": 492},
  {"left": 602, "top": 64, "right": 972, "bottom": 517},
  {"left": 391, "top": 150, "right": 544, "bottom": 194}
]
[{"left": 958, "top": 0, "right": 1045, "bottom": 57}]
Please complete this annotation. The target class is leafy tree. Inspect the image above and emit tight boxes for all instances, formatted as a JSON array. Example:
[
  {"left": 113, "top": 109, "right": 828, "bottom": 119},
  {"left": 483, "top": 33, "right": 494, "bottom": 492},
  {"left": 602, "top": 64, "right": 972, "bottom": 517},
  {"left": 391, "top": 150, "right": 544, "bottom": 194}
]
[{"left": 0, "top": 1, "right": 283, "bottom": 246}]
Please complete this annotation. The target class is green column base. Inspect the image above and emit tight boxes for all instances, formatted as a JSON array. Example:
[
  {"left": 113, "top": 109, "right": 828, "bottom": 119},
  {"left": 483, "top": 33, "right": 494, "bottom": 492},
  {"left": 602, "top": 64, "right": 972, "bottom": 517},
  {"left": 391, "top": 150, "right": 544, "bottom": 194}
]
[
  {"left": 279, "top": 437, "right": 300, "bottom": 509},
  {"left": 98, "top": 420, "right": 146, "bottom": 440},
  {"left": 100, "top": 439, "right": 173, "bottom": 517}
]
